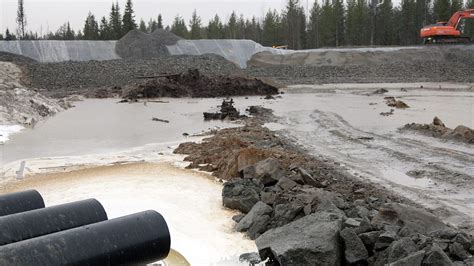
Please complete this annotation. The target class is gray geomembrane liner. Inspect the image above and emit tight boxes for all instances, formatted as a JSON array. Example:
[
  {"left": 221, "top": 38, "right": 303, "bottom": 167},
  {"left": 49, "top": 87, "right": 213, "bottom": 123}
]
[
  {"left": 0, "top": 41, "right": 120, "bottom": 62},
  {"left": 1, "top": 39, "right": 471, "bottom": 68}
]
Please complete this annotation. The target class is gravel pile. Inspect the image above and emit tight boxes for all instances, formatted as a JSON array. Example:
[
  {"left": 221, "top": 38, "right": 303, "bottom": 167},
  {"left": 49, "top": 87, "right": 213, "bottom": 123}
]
[
  {"left": 24, "top": 54, "right": 242, "bottom": 97},
  {"left": 245, "top": 60, "right": 474, "bottom": 85},
  {"left": 115, "top": 29, "right": 183, "bottom": 59}
]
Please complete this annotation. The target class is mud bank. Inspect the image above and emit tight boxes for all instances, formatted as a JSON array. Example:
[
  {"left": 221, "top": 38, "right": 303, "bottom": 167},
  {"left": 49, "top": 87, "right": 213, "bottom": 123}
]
[
  {"left": 0, "top": 162, "right": 256, "bottom": 265},
  {"left": 175, "top": 107, "right": 474, "bottom": 264}
]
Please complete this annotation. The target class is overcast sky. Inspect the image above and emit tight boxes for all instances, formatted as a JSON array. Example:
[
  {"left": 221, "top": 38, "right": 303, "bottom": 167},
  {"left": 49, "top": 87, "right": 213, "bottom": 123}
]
[{"left": 0, "top": 0, "right": 300, "bottom": 34}]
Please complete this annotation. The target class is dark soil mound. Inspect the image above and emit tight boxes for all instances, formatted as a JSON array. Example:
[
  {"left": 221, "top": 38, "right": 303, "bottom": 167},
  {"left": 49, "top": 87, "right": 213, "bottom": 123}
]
[
  {"left": 402, "top": 117, "right": 474, "bottom": 144},
  {"left": 123, "top": 69, "right": 279, "bottom": 99},
  {"left": 115, "top": 29, "right": 183, "bottom": 59}
]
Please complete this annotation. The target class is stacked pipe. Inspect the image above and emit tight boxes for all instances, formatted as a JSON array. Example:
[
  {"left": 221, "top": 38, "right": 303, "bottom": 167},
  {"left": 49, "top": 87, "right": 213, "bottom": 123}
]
[{"left": 0, "top": 190, "right": 171, "bottom": 265}]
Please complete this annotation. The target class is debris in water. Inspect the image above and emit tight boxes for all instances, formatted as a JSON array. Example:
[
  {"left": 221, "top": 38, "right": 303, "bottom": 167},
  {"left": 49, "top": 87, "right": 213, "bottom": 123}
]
[
  {"left": 123, "top": 69, "right": 278, "bottom": 100},
  {"left": 203, "top": 99, "right": 245, "bottom": 121},
  {"left": 380, "top": 109, "right": 395, "bottom": 116},
  {"left": 385, "top": 97, "right": 409, "bottom": 108},
  {"left": 152, "top": 117, "right": 170, "bottom": 123}
]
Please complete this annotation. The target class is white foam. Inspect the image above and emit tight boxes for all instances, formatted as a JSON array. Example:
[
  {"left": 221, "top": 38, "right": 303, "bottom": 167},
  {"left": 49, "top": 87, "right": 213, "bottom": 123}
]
[{"left": 0, "top": 125, "right": 23, "bottom": 144}]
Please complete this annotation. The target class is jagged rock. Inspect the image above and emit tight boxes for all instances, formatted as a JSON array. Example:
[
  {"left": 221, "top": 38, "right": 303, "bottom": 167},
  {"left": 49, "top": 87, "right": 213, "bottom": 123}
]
[
  {"left": 240, "top": 165, "right": 256, "bottom": 179},
  {"left": 260, "top": 191, "right": 277, "bottom": 206},
  {"left": 359, "top": 231, "right": 382, "bottom": 251},
  {"left": 344, "top": 218, "right": 361, "bottom": 228},
  {"left": 355, "top": 217, "right": 373, "bottom": 234},
  {"left": 272, "top": 201, "right": 304, "bottom": 227},
  {"left": 448, "top": 242, "right": 470, "bottom": 260},
  {"left": 296, "top": 167, "right": 319, "bottom": 186},
  {"left": 276, "top": 177, "right": 297, "bottom": 191},
  {"left": 387, "top": 237, "right": 418, "bottom": 262},
  {"left": 256, "top": 211, "right": 343, "bottom": 266},
  {"left": 423, "top": 246, "right": 454, "bottom": 266},
  {"left": 430, "top": 228, "right": 458, "bottom": 240},
  {"left": 371, "top": 203, "right": 448, "bottom": 235},
  {"left": 222, "top": 179, "right": 262, "bottom": 213},
  {"left": 375, "top": 230, "right": 398, "bottom": 251},
  {"left": 236, "top": 201, "right": 273, "bottom": 231},
  {"left": 433, "top": 116, "right": 446, "bottom": 127},
  {"left": 452, "top": 233, "right": 471, "bottom": 250},
  {"left": 232, "top": 214, "right": 245, "bottom": 223},
  {"left": 254, "top": 158, "right": 284, "bottom": 186},
  {"left": 239, "top": 252, "right": 262, "bottom": 265},
  {"left": 340, "top": 228, "right": 369, "bottom": 264},
  {"left": 389, "top": 250, "right": 425, "bottom": 266}
]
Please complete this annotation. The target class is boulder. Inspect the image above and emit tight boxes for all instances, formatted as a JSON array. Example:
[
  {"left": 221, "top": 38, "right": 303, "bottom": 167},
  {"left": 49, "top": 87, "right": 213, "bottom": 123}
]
[
  {"left": 232, "top": 214, "right": 245, "bottom": 223},
  {"left": 236, "top": 201, "right": 273, "bottom": 239},
  {"left": 340, "top": 228, "right": 369, "bottom": 264},
  {"left": 375, "top": 230, "right": 398, "bottom": 251},
  {"left": 359, "top": 231, "right": 382, "bottom": 250},
  {"left": 256, "top": 211, "right": 343, "bottom": 265},
  {"left": 422, "top": 246, "right": 454, "bottom": 266},
  {"left": 344, "top": 218, "right": 361, "bottom": 228},
  {"left": 355, "top": 217, "right": 373, "bottom": 234},
  {"left": 433, "top": 117, "right": 446, "bottom": 127},
  {"left": 254, "top": 158, "right": 285, "bottom": 186},
  {"left": 448, "top": 242, "right": 470, "bottom": 260},
  {"left": 239, "top": 252, "right": 261, "bottom": 265},
  {"left": 260, "top": 191, "right": 277, "bottom": 205},
  {"left": 371, "top": 203, "right": 448, "bottom": 235},
  {"left": 272, "top": 201, "right": 304, "bottom": 227},
  {"left": 222, "top": 179, "right": 262, "bottom": 213},
  {"left": 389, "top": 250, "right": 425, "bottom": 266},
  {"left": 387, "top": 237, "right": 418, "bottom": 262},
  {"left": 277, "top": 177, "right": 298, "bottom": 191},
  {"left": 296, "top": 167, "right": 318, "bottom": 186}
]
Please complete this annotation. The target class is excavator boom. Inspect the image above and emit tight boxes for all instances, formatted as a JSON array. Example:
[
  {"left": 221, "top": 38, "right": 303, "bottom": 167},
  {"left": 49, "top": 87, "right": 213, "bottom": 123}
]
[{"left": 420, "top": 9, "right": 474, "bottom": 44}]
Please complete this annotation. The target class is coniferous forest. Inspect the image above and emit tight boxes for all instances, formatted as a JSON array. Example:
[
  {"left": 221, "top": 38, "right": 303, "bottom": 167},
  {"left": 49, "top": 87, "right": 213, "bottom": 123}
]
[{"left": 2, "top": 0, "right": 474, "bottom": 48}]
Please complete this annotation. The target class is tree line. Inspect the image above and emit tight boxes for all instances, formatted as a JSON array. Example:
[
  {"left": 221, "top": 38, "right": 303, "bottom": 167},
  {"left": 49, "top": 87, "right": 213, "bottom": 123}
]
[{"left": 1, "top": 0, "right": 473, "bottom": 48}]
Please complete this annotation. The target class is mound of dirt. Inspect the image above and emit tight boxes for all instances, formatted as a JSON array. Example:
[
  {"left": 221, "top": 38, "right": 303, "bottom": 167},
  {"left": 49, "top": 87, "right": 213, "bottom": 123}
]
[
  {"left": 385, "top": 97, "right": 409, "bottom": 108},
  {"left": 0, "top": 88, "right": 65, "bottom": 126},
  {"left": 402, "top": 117, "right": 474, "bottom": 144},
  {"left": 116, "top": 29, "right": 183, "bottom": 59},
  {"left": 122, "top": 69, "right": 279, "bottom": 99},
  {"left": 22, "top": 54, "right": 241, "bottom": 97}
]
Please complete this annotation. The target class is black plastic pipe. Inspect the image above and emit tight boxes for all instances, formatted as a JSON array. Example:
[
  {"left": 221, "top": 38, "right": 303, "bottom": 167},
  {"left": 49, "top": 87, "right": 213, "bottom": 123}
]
[
  {"left": 0, "top": 210, "right": 171, "bottom": 265},
  {"left": 0, "top": 198, "right": 108, "bottom": 246},
  {"left": 0, "top": 190, "right": 45, "bottom": 217}
]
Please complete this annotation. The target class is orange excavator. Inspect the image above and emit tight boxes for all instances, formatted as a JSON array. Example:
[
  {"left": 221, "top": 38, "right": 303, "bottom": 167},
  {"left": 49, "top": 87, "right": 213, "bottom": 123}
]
[{"left": 420, "top": 9, "right": 474, "bottom": 44}]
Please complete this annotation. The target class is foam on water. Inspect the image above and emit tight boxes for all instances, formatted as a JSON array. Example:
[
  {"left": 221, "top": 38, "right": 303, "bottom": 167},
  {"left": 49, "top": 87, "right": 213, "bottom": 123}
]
[{"left": 0, "top": 125, "right": 23, "bottom": 144}]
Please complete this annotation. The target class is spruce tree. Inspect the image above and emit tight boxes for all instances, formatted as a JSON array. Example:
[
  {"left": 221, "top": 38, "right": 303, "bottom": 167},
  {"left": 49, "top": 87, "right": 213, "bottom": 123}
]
[
  {"left": 148, "top": 18, "right": 158, "bottom": 33},
  {"left": 376, "top": 0, "right": 394, "bottom": 45},
  {"left": 6, "top": 29, "right": 16, "bottom": 40},
  {"left": 170, "top": 15, "right": 188, "bottom": 38},
  {"left": 99, "top": 16, "right": 111, "bottom": 40},
  {"left": 0, "top": 34, "right": 3, "bottom": 40},
  {"left": 207, "top": 14, "right": 224, "bottom": 39},
  {"left": 227, "top": 11, "right": 238, "bottom": 38},
  {"left": 109, "top": 2, "right": 122, "bottom": 39},
  {"left": 189, "top": 9, "right": 202, "bottom": 39},
  {"left": 319, "top": 0, "right": 336, "bottom": 46},
  {"left": 122, "top": 0, "right": 137, "bottom": 34},
  {"left": 139, "top": 19, "right": 147, "bottom": 32},
  {"left": 433, "top": 0, "right": 451, "bottom": 21},
  {"left": 83, "top": 12, "right": 99, "bottom": 40},
  {"left": 157, "top": 14, "right": 164, "bottom": 29},
  {"left": 16, "top": 0, "right": 27, "bottom": 39},
  {"left": 308, "top": 0, "right": 322, "bottom": 48},
  {"left": 263, "top": 10, "right": 283, "bottom": 46},
  {"left": 333, "top": 0, "right": 345, "bottom": 46}
]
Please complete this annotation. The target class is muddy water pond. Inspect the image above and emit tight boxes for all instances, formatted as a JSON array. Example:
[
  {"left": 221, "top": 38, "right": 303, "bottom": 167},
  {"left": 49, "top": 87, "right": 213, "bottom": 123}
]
[{"left": 1, "top": 98, "right": 242, "bottom": 165}]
